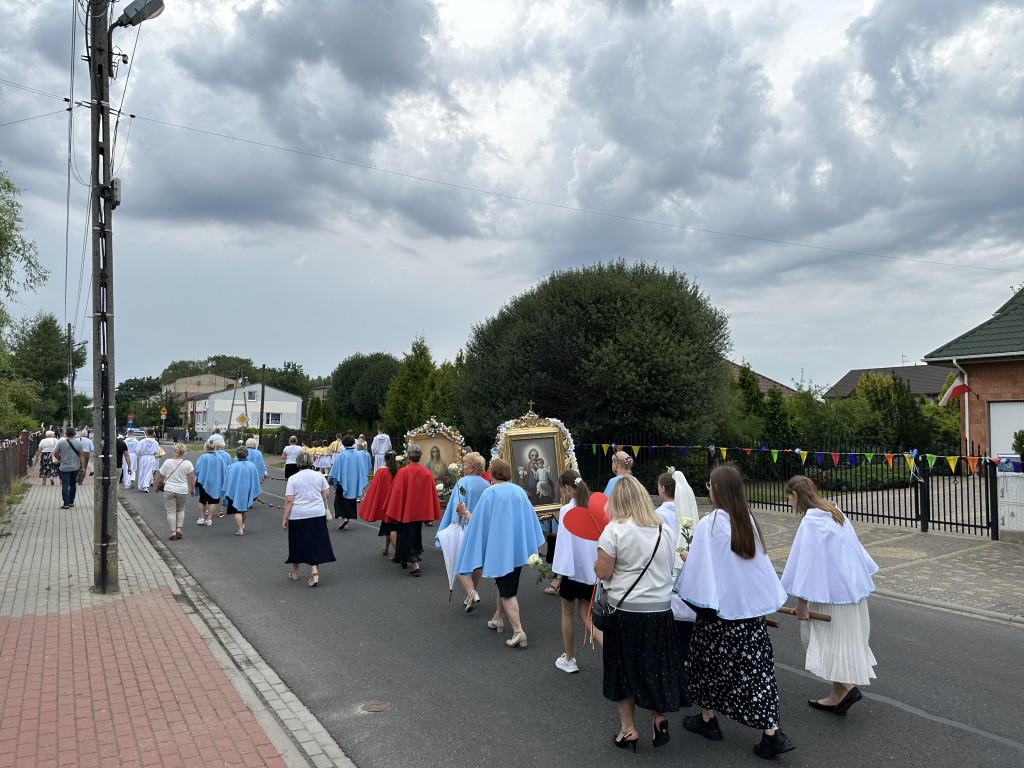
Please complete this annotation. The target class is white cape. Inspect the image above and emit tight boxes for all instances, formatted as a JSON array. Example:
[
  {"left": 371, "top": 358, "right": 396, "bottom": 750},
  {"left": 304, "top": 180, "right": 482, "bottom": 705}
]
[
  {"left": 551, "top": 501, "right": 598, "bottom": 585},
  {"left": 781, "top": 508, "right": 878, "bottom": 604},
  {"left": 677, "top": 509, "right": 787, "bottom": 620}
]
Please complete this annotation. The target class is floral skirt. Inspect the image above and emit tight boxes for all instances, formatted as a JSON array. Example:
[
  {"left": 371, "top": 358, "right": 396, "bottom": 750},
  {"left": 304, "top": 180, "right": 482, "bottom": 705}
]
[
  {"left": 39, "top": 454, "right": 59, "bottom": 478},
  {"left": 687, "top": 614, "right": 780, "bottom": 729}
]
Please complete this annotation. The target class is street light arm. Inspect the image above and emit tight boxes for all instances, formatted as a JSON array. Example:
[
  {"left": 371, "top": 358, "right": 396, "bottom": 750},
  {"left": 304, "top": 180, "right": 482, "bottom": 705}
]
[{"left": 114, "top": 0, "right": 165, "bottom": 28}]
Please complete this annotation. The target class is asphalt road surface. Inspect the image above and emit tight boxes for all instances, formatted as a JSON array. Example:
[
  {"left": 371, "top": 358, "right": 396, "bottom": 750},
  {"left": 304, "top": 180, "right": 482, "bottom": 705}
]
[{"left": 124, "top": 454, "right": 1024, "bottom": 768}]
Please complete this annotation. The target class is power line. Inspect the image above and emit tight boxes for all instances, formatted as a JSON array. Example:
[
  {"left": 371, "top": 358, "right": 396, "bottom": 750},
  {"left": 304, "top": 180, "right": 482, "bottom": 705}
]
[
  {"left": 0, "top": 109, "right": 68, "bottom": 128},
  {"left": 2, "top": 75, "right": 1019, "bottom": 275},
  {"left": 111, "top": 24, "right": 142, "bottom": 173},
  {"left": 0, "top": 78, "right": 66, "bottom": 101}
]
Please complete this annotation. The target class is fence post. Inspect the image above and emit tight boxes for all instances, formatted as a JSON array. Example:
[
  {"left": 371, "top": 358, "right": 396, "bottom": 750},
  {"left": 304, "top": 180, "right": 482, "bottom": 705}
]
[
  {"left": 987, "top": 459, "right": 1000, "bottom": 542},
  {"left": 18, "top": 431, "right": 29, "bottom": 476},
  {"left": 707, "top": 447, "right": 715, "bottom": 482},
  {"left": 917, "top": 454, "right": 930, "bottom": 533}
]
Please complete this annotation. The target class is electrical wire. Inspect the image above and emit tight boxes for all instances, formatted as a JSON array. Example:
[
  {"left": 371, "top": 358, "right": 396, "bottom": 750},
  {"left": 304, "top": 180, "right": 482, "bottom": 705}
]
[
  {"left": 111, "top": 24, "right": 141, "bottom": 174},
  {"left": 0, "top": 110, "right": 68, "bottom": 128},
  {"left": 64, "top": 0, "right": 79, "bottom": 331},
  {"left": 0, "top": 78, "right": 66, "bottom": 101}
]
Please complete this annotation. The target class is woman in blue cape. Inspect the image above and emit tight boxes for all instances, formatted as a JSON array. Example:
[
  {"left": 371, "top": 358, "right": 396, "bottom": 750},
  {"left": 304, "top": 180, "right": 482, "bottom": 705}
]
[
  {"left": 436, "top": 452, "right": 491, "bottom": 610},
  {"left": 194, "top": 440, "right": 226, "bottom": 526},
  {"left": 455, "top": 458, "right": 544, "bottom": 649},
  {"left": 222, "top": 446, "right": 263, "bottom": 536},
  {"left": 244, "top": 437, "right": 268, "bottom": 479}
]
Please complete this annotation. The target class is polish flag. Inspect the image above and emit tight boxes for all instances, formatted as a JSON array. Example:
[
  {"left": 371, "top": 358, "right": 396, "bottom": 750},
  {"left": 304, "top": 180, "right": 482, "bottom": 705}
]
[{"left": 939, "top": 375, "right": 972, "bottom": 407}]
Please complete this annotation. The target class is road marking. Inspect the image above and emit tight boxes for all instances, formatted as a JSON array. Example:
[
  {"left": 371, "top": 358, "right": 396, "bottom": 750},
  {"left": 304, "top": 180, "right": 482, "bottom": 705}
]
[{"left": 775, "top": 661, "right": 1024, "bottom": 753}]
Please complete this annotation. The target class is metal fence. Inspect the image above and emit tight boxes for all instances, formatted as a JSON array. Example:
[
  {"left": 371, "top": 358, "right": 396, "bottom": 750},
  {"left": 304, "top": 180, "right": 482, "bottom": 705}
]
[
  {"left": 0, "top": 433, "right": 32, "bottom": 501},
  {"left": 573, "top": 436, "right": 999, "bottom": 540}
]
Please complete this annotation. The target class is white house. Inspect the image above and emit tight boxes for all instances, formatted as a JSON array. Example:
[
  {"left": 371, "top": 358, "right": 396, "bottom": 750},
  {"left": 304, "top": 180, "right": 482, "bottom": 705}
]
[{"left": 190, "top": 384, "right": 301, "bottom": 437}]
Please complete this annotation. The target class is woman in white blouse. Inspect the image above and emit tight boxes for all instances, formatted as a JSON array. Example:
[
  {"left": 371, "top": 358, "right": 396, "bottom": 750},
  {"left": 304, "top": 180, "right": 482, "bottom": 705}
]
[
  {"left": 782, "top": 475, "right": 878, "bottom": 716},
  {"left": 282, "top": 451, "right": 335, "bottom": 587},
  {"left": 35, "top": 431, "right": 58, "bottom": 485}
]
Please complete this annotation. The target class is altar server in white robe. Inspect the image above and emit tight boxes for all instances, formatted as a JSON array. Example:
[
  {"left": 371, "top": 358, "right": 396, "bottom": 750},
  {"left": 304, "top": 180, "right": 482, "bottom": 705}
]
[
  {"left": 782, "top": 475, "right": 878, "bottom": 716},
  {"left": 370, "top": 427, "right": 392, "bottom": 472},
  {"left": 135, "top": 429, "right": 161, "bottom": 492},
  {"left": 124, "top": 430, "right": 140, "bottom": 489}
]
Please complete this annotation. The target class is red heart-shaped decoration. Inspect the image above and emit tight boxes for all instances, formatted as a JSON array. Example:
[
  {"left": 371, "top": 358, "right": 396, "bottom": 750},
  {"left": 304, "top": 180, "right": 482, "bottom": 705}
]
[{"left": 562, "top": 492, "right": 610, "bottom": 541}]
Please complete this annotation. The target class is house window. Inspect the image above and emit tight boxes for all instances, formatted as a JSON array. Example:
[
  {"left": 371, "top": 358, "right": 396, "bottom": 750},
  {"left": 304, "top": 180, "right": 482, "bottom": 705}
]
[
  {"left": 265, "top": 413, "right": 281, "bottom": 425},
  {"left": 247, "top": 390, "right": 257, "bottom": 401}
]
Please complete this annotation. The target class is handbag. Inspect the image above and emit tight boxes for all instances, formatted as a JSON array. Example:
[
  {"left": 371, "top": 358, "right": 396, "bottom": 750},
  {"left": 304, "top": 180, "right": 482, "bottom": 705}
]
[
  {"left": 591, "top": 525, "right": 663, "bottom": 632},
  {"left": 156, "top": 459, "right": 186, "bottom": 492}
]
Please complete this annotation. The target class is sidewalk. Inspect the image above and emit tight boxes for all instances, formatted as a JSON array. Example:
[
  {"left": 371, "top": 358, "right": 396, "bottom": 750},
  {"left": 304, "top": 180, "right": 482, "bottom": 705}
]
[{"left": 0, "top": 481, "right": 352, "bottom": 768}]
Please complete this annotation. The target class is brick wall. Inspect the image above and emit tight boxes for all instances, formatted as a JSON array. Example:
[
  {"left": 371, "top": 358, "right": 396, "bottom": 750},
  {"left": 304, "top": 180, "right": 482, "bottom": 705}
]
[{"left": 962, "top": 360, "right": 1024, "bottom": 454}]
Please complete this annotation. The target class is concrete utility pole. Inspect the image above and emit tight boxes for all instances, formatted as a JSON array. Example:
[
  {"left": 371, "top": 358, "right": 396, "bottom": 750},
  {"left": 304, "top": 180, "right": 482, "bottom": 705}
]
[
  {"left": 89, "top": 0, "right": 118, "bottom": 593},
  {"left": 66, "top": 323, "right": 75, "bottom": 429}
]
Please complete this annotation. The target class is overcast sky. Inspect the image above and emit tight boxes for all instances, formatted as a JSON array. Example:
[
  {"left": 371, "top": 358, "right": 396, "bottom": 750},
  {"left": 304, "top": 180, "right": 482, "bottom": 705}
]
[{"left": 2, "top": 0, "right": 1022, "bottom": 402}]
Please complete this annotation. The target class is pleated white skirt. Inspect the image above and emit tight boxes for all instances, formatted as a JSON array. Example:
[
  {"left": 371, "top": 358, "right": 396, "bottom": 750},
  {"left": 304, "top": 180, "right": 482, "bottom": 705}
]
[{"left": 801, "top": 598, "right": 877, "bottom": 686}]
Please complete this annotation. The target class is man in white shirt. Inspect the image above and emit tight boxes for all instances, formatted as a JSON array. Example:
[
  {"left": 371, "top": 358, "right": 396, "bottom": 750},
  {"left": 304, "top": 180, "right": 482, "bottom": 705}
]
[
  {"left": 209, "top": 428, "right": 226, "bottom": 446},
  {"left": 135, "top": 429, "right": 161, "bottom": 492},
  {"left": 370, "top": 426, "right": 392, "bottom": 472},
  {"left": 77, "top": 429, "right": 95, "bottom": 485}
]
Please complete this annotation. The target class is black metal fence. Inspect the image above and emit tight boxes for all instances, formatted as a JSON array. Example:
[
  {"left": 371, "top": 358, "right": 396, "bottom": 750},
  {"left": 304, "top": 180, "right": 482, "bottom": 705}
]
[{"left": 573, "top": 436, "right": 999, "bottom": 539}]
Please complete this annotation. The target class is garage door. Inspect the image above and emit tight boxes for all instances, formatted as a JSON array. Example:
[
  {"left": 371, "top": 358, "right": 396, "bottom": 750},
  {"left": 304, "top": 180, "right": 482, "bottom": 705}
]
[{"left": 989, "top": 401, "right": 1024, "bottom": 456}]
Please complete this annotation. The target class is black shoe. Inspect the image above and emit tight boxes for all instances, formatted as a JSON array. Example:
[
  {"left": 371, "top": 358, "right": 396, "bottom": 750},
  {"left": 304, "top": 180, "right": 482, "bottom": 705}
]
[
  {"left": 683, "top": 714, "right": 723, "bottom": 741},
  {"left": 807, "top": 699, "right": 836, "bottom": 712},
  {"left": 409, "top": 568, "right": 421, "bottom": 577},
  {"left": 832, "top": 687, "right": 863, "bottom": 716},
  {"left": 653, "top": 719, "right": 669, "bottom": 748},
  {"left": 613, "top": 730, "right": 638, "bottom": 752},
  {"left": 753, "top": 730, "right": 795, "bottom": 759}
]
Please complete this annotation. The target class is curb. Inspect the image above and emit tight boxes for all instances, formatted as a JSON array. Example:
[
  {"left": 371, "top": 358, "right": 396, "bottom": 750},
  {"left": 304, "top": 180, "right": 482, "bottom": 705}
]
[
  {"left": 872, "top": 588, "right": 1024, "bottom": 626},
  {"left": 119, "top": 495, "right": 356, "bottom": 768}
]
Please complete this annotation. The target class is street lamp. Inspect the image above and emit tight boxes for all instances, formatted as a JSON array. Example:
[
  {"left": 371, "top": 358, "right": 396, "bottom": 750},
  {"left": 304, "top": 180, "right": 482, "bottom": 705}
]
[{"left": 89, "top": 0, "right": 164, "bottom": 594}]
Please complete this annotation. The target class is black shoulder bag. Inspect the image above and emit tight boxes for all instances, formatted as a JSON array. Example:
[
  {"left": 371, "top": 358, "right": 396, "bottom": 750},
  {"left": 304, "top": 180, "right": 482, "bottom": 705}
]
[{"left": 591, "top": 525, "right": 662, "bottom": 632}]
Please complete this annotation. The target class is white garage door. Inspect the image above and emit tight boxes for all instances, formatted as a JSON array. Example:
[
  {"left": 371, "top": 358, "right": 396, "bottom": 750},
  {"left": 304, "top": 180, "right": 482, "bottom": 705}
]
[{"left": 989, "top": 401, "right": 1024, "bottom": 456}]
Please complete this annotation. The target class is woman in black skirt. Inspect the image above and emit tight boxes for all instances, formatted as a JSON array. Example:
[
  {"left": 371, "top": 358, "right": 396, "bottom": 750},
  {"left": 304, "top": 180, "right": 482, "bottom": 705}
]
[
  {"left": 594, "top": 476, "right": 683, "bottom": 752},
  {"left": 677, "top": 465, "right": 794, "bottom": 759},
  {"left": 282, "top": 451, "right": 336, "bottom": 587}
]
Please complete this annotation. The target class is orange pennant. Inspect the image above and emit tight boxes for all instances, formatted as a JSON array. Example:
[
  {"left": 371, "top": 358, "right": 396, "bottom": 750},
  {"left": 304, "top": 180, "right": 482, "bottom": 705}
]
[
  {"left": 966, "top": 456, "right": 979, "bottom": 473},
  {"left": 884, "top": 454, "right": 894, "bottom": 467}
]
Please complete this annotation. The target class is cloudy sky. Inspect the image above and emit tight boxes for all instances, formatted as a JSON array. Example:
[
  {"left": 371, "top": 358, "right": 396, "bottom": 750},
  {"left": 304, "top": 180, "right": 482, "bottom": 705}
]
[{"left": 2, "top": 0, "right": 1022, "bottom": 402}]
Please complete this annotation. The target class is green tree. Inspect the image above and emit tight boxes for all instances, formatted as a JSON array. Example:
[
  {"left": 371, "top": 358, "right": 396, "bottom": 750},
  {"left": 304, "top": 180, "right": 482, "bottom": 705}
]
[
  {"left": 0, "top": 165, "right": 48, "bottom": 328},
  {"left": 762, "top": 387, "right": 793, "bottom": 445},
  {"left": 159, "top": 359, "right": 207, "bottom": 382},
  {"left": 8, "top": 311, "right": 87, "bottom": 425},
  {"left": 718, "top": 371, "right": 764, "bottom": 446},
  {"left": 456, "top": 261, "right": 730, "bottom": 448},
  {"left": 423, "top": 356, "right": 462, "bottom": 426},
  {"left": 330, "top": 352, "right": 400, "bottom": 430},
  {"left": 852, "top": 372, "right": 930, "bottom": 450},
  {"left": 264, "top": 361, "right": 310, "bottom": 399},
  {"left": 115, "top": 376, "right": 162, "bottom": 428},
  {"left": 382, "top": 337, "right": 436, "bottom": 434}
]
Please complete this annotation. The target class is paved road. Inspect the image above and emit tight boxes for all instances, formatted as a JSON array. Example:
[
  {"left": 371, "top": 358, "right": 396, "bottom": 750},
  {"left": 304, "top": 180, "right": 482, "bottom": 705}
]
[{"left": 123, "top": 454, "right": 1024, "bottom": 768}]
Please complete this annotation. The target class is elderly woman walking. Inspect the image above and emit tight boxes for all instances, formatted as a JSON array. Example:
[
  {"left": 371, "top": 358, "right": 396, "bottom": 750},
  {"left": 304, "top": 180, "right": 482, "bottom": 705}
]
[
  {"left": 194, "top": 440, "right": 226, "bottom": 526},
  {"left": 158, "top": 444, "right": 195, "bottom": 541},
  {"left": 595, "top": 476, "right": 683, "bottom": 751},
  {"left": 283, "top": 451, "right": 336, "bottom": 587},
  {"left": 35, "top": 430, "right": 58, "bottom": 485}
]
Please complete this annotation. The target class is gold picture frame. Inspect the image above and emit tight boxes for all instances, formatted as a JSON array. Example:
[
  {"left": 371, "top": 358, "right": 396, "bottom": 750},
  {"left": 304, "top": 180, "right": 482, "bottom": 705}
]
[{"left": 496, "top": 412, "right": 573, "bottom": 519}]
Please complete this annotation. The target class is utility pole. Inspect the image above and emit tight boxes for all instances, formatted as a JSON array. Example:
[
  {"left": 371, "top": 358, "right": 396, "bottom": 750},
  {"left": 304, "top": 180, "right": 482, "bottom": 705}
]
[
  {"left": 66, "top": 323, "right": 75, "bottom": 428},
  {"left": 258, "top": 364, "right": 266, "bottom": 444},
  {"left": 89, "top": 0, "right": 118, "bottom": 593}
]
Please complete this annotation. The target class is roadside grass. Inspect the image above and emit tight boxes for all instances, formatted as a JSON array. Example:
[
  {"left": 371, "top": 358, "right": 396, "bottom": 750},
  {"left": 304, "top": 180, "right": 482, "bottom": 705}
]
[{"left": 0, "top": 477, "right": 30, "bottom": 536}]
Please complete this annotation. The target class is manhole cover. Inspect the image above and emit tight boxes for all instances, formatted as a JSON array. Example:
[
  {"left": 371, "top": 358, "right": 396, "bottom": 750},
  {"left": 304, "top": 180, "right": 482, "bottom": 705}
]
[{"left": 361, "top": 701, "right": 391, "bottom": 712}]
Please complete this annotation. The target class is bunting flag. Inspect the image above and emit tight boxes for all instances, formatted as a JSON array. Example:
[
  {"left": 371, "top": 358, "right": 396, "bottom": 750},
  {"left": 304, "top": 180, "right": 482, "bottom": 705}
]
[
  {"left": 632, "top": 445, "right": 641, "bottom": 457},
  {"left": 926, "top": 454, "right": 938, "bottom": 468},
  {"left": 904, "top": 453, "right": 914, "bottom": 470},
  {"left": 744, "top": 448, "right": 752, "bottom": 455},
  {"left": 946, "top": 456, "right": 958, "bottom": 472},
  {"left": 848, "top": 453, "right": 857, "bottom": 468},
  {"left": 678, "top": 446, "right": 687, "bottom": 458},
  {"left": 719, "top": 447, "right": 727, "bottom": 459},
  {"left": 865, "top": 453, "right": 874, "bottom": 464},
  {"left": 771, "top": 450, "right": 778, "bottom": 462},
  {"left": 966, "top": 456, "right": 979, "bottom": 473},
  {"left": 831, "top": 452, "right": 840, "bottom": 467},
  {"left": 602, "top": 444, "right": 610, "bottom": 455},
  {"left": 815, "top": 452, "right": 823, "bottom": 466},
  {"left": 592, "top": 444, "right": 597, "bottom": 454},
  {"left": 647, "top": 446, "right": 655, "bottom": 457},
  {"left": 884, "top": 454, "right": 894, "bottom": 467},
  {"left": 800, "top": 451, "right": 808, "bottom": 464}
]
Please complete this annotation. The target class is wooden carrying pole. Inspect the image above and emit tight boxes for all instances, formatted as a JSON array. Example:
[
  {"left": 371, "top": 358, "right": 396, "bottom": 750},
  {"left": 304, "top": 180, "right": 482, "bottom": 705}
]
[{"left": 777, "top": 606, "right": 832, "bottom": 622}]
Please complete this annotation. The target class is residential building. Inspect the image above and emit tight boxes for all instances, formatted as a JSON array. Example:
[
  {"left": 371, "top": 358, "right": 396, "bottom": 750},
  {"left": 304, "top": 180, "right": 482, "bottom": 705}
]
[
  {"left": 825, "top": 365, "right": 954, "bottom": 403},
  {"left": 189, "top": 384, "right": 302, "bottom": 438},
  {"left": 161, "top": 374, "right": 233, "bottom": 396}
]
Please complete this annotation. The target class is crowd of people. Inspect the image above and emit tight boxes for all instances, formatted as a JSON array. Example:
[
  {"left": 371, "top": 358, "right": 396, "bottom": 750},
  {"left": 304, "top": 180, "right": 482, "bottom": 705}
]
[{"left": 31, "top": 425, "right": 878, "bottom": 757}]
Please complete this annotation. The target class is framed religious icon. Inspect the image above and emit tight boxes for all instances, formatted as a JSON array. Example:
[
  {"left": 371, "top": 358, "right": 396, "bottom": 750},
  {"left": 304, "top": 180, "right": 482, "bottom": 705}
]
[
  {"left": 494, "top": 410, "right": 577, "bottom": 519},
  {"left": 405, "top": 417, "right": 468, "bottom": 493}
]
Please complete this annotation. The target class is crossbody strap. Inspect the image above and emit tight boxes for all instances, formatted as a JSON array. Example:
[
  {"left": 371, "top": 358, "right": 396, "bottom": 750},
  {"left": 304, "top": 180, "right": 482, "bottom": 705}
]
[{"left": 614, "top": 525, "right": 662, "bottom": 609}]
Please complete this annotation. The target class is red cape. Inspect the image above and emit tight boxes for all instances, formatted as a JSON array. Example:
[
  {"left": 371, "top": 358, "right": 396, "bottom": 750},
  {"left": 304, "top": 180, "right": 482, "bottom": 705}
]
[
  {"left": 358, "top": 467, "right": 395, "bottom": 522},
  {"left": 385, "top": 463, "right": 442, "bottom": 524}
]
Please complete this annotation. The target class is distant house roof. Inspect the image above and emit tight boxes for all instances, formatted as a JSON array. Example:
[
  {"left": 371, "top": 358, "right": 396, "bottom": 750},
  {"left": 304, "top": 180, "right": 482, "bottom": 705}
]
[
  {"left": 825, "top": 365, "right": 953, "bottom": 398},
  {"left": 728, "top": 362, "right": 796, "bottom": 397},
  {"left": 923, "top": 290, "right": 1024, "bottom": 363}
]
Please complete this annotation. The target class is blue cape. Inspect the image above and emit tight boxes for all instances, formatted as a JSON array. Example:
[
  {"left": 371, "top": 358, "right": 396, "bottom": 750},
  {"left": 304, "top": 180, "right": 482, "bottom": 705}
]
[
  {"left": 434, "top": 474, "right": 491, "bottom": 547},
  {"left": 245, "top": 448, "right": 267, "bottom": 477},
  {"left": 222, "top": 460, "right": 262, "bottom": 512},
  {"left": 455, "top": 483, "right": 545, "bottom": 578},
  {"left": 356, "top": 449, "right": 372, "bottom": 478},
  {"left": 216, "top": 449, "right": 232, "bottom": 470},
  {"left": 194, "top": 453, "right": 226, "bottom": 498},
  {"left": 603, "top": 475, "right": 622, "bottom": 495},
  {"left": 328, "top": 447, "right": 369, "bottom": 499}
]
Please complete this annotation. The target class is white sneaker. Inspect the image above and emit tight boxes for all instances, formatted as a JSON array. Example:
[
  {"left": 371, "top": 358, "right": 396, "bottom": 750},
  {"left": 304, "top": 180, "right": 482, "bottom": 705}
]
[
  {"left": 196, "top": 518, "right": 205, "bottom": 525},
  {"left": 204, "top": 520, "right": 212, "bottom": 526},
  {"left": 555, "top": 654, "right": 579, "bottom": 673}
]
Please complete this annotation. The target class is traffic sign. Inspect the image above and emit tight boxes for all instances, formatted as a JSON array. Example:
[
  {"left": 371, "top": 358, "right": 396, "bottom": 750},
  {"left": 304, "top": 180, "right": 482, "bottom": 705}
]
[
  {"left": 127, "top": 414, "right": 134, "bottom": 420},
  {"left": 236, "top": 414, "right": 248, "bottom": 425},
  {"left": 160, "top": 406, "right": 167, "bottom": 415},
  {"left": 160, "top": 414, "right": 167, "bottom": 420}
]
